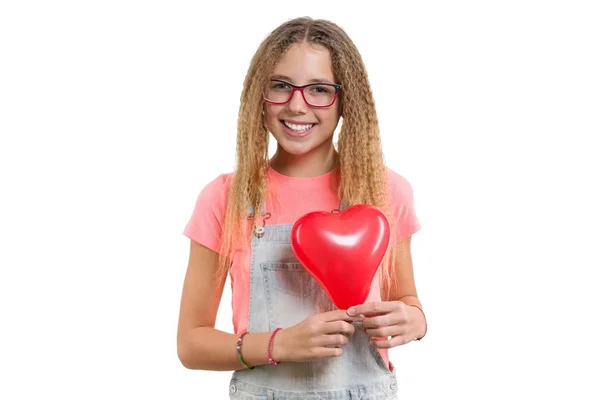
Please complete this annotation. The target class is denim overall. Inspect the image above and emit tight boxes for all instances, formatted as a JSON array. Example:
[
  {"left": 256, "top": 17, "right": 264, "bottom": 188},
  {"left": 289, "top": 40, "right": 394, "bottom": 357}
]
[{"left": 228, "top": 208, "right": 399, "bottom": 400}]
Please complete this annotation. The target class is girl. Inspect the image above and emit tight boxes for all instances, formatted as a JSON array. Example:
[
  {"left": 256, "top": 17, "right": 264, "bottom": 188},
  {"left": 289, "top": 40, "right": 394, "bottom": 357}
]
[{"left": 177, "top": 17, "right": 427, "bottom": 400}]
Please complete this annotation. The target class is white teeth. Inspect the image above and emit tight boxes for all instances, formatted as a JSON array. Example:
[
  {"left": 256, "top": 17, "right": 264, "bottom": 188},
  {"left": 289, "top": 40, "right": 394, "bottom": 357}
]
[{"left": 283, "top": 121, "right": 314, "bottom": 132}]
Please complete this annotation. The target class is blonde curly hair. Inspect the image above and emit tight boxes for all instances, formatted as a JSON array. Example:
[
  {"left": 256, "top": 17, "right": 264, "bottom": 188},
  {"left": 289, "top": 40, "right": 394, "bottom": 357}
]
[{"left": 218, "top": 17, "right": 398, "bottom": 299}]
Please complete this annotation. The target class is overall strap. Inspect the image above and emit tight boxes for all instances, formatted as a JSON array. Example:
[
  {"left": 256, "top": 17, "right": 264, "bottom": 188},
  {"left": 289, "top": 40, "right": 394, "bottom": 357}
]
[
  {"left": 248, "top": 204, "right": 269, "bottom": 238},
  {"left": 247, "top": 204, "right": 267, "bottom": 217}
]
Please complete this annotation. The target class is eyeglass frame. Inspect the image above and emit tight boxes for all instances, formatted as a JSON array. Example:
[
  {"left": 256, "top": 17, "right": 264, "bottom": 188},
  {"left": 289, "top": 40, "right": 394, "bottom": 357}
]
[{"left": 263, "top": 79, "right": 342, "bottom": 108}]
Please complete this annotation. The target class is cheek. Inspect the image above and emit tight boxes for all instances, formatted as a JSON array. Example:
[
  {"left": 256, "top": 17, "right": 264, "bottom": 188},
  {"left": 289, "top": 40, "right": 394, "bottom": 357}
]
[
  {"left": 264, "top": 105, "right": 283, "bottom": 129},
  {"left": 315, "top": 108, "right": 340, "bottom": 127}
]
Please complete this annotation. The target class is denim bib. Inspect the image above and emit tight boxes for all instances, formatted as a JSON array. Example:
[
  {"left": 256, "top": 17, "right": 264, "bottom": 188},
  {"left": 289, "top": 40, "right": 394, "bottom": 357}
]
[{"left": 228, "top": 208, "right": 398, "bottom": 400}]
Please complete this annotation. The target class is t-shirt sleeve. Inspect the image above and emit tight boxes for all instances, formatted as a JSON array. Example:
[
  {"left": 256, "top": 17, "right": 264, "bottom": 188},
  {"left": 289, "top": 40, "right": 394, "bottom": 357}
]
[
  {"left": 387, "top": 169, "right": 422, "bottom": 243},
  {"left": 183, "top": 174, "right": 229, "bottom": 253}
]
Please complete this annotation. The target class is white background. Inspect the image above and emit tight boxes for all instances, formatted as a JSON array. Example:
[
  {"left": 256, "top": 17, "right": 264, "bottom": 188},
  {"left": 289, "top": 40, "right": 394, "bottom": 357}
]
[{"left": 1, "top": 1, "right": 599, "bottom": 399}]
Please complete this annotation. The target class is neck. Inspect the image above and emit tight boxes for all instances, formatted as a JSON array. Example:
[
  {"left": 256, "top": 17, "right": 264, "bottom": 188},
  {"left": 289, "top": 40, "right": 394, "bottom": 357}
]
[{"left": 270, "top": 142, "right": 338, "bottom": 178}]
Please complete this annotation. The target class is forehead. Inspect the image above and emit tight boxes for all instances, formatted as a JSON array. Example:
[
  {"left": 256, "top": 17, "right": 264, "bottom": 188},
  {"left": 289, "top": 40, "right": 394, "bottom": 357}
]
[{"left": 272, "top": 42, "right": 335, "bottom": 83}]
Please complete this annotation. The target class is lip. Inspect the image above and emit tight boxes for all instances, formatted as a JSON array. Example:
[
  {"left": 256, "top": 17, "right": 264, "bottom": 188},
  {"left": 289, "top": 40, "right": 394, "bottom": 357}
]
[
  {"left": 280, "top": 120, "right": 316, "bottom": 138},
  {"left": 281, "top": 119, "right": 317, "bottom": 125}
]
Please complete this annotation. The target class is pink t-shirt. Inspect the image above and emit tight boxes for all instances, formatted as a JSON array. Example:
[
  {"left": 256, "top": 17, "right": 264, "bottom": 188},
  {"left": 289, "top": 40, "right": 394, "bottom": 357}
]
[{"left": 184, "top": 166, "right": 421, "bottom": 369}]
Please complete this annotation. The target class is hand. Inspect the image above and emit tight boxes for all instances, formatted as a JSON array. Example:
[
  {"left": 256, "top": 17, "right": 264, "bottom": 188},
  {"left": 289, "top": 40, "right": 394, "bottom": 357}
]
[
  {"left": 272, "top": 309, "right": 360, "bottom": 362},
  {"left": 347, "top": 301, "right": 426, "bottom": 348}
]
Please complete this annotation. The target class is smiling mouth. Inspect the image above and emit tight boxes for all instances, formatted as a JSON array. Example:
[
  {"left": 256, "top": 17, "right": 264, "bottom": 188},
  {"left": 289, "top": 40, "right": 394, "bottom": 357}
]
[{"left": 281, "top": 120, "right": 316, "bottom": 133}]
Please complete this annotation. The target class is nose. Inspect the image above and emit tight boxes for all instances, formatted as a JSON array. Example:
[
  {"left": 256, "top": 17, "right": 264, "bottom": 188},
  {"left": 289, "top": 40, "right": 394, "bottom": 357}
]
[{"left": 287, "top": 88, "right": 307, "bottom": 114}]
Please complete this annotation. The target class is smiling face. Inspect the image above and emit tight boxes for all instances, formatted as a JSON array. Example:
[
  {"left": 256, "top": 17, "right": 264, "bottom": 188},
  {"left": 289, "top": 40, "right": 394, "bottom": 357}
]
[{"left": 263, "top": 41, "right": 342, "bottom": 157}]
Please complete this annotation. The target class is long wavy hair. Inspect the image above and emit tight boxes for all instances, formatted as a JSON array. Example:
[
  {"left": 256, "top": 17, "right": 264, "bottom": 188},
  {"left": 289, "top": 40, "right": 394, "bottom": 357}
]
[{"left": 218, "top": 17, "right": 398, "bottom": 299}]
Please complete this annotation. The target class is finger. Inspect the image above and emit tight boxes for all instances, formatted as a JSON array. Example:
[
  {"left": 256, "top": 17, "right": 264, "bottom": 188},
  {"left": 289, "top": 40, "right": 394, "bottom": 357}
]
[
  {"left": 347, "top": 302, "right": 400, "bottom": 317},
  {"left": 370, "top": 335, "right": 410, "bottom": 349},
  {"left": 322, "top": 320, "right": 356, "bottom": 336},
  {"left": 344, "top": 315, "right": 366, "bottom": 323},
  {"left": 314, "top": 334, "right": 349, "bottom": 348},
  {"left": 319, "top": 309, "right": 363, "bottom": 323},
  {"left": 312, "top": 346, "right": 344, "bottom": 359},
  {"left": 363, "top": 312, "right": 406, "bottom": 329},
  {"left": 365, "top": 325, "right": 404, "bottom": 338},
  {"left": 360, "top": 312, "right": 387, "bottom": 318}
]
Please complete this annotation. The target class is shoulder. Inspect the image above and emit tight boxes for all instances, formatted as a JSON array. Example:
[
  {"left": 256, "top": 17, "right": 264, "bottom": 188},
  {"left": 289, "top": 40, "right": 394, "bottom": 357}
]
[
  {"left": 198, "top": 172, "right": 234, "bottom": 196},
  {"left": 184, "top": 172, "right": 235, "bottom": 249},
  {"left": 190, "top": 171, "right": 235, "bottom": 210},
  {"left": 384, "top": 166, "right": 416, "bottom": 201},
  {"left": 185, "top": 172, "right": 234, "bottom": 228},
  {"left": 383, "top": 166, "right": 421, "bottom": 240}
]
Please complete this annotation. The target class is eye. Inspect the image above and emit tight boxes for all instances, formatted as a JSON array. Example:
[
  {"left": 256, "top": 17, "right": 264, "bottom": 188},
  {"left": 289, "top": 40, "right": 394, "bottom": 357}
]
[
  {"left": 270, "top": 81, "right": 291, "bottom": 90},
  {"left": 309, "top": 85, "right": 333, "bottom": 94}
]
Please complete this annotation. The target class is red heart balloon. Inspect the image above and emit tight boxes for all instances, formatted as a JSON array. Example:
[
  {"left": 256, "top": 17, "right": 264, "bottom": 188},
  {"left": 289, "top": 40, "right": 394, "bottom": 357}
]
[{"left": 291, "top": 204, "right": 391, "bottom": 310}]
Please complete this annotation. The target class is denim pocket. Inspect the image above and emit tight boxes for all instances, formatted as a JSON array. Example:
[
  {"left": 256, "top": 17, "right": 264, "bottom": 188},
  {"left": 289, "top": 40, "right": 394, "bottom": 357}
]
[
  {"left": 261, "top": 262, "right": 325, "bottom": 330},
  {"left": 261, "top": 262, "right": 319, "bottom": 297},
  {"left": 229, "top": 380, "right": 267, "bottom": 400},
  {"left": 230, "top": 391, "right": 267, "bottom": 400}
]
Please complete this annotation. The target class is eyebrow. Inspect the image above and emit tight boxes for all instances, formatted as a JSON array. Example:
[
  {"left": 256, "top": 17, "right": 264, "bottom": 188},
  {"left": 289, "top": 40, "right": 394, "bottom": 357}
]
[{"left": 271, "top": 75, "right": 336, "bottom": 84}]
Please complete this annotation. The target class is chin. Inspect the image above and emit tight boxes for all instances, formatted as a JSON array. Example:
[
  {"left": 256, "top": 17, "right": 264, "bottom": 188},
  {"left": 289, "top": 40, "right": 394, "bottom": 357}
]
[{"left": 277, "top": 141, "right": 317, "bottom": 156}]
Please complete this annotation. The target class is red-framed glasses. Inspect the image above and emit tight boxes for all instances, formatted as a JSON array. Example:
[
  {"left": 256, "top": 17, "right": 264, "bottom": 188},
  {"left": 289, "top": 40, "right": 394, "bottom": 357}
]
[{"left": 264, "top": 79, "right": 341, "bottom": 108}]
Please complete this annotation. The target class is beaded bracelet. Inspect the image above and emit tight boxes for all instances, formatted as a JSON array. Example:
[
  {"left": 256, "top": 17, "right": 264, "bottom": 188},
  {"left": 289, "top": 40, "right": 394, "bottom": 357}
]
[
  {"left": 236, "top": 332, "right": 254, "bottom": 370},
  {"left": 268, "top": 328, "right": 282, "bottom": 365}
]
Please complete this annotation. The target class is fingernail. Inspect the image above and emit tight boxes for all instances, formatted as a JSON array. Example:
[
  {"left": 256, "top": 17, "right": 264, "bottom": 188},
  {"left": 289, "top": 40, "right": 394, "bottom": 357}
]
[{"left": 347, "top": 307, "right": 356, "bottom": 316}]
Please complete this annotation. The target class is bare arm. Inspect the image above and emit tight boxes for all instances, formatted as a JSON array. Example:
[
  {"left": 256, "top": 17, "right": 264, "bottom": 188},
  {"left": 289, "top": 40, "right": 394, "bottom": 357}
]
[
  {"left": 176, "top": 240, "right": 277, "bottom": 371},
  {"left": 381, "top": 237, "right": 420, "bottom": 303},
  {"left": 382, "top": 236, "right": 427, "bottom": 338}
]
